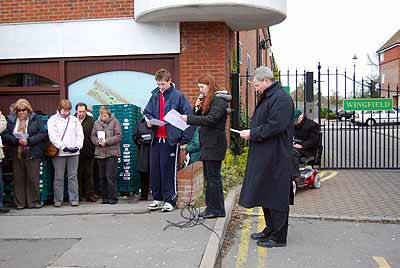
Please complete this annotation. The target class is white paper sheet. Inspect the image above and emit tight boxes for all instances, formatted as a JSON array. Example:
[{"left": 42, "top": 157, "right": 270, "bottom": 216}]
[
  {"left": 97, "top": 131, "right": 106, "bottom": 141},
  {"left": 230, "top": 128, "right": 241, "bottom": 134},
  {"left": 13, "top": 132, "right": 29, "bottom": 140},
  {"left": 164, "top": 109, "right": 189, "bottom": 131},
  {"left": 148, "top": 118, "right": 167, "bottom": 127}
]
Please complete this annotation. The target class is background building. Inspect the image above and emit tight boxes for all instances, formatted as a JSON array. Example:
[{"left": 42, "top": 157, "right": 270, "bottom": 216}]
[
  {"left": 377, "top": 29, "right": 400, "bottom": 107},
  {"left": 0, "top": 0, "right": 284, "bottom": 115}
]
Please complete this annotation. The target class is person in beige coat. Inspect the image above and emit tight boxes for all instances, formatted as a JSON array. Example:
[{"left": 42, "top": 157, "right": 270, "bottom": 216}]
[
  {"left": 0, "top": 110, "right": 10, "bottom": 213},
  {"left": 91, "top": 106, "right": 121, "bottom": 205}
]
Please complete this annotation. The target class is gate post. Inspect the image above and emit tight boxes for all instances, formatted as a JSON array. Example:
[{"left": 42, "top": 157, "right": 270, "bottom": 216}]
[
  {"left": 317, "top": 63, "right": 322, "bottom": 126},
  {"left": 305, "top": 71, "right": 315, "bottom": 119}
]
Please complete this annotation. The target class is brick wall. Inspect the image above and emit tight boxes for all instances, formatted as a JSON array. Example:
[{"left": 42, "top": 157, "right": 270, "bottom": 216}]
[
  {"left": 380, "top": 59, "right": 400, "bottom": 98},
  {"left": 179, "top": 22, "right": 233, "bottom": 105},
  {"left": 0, "top": 0, "right": 133, "bottom": 23},
  {"left": 381, "top": 46, "right": 400, "bottom": 65},
  {"left": 176, "top": 161, "right": 204, "bottom": 208}
]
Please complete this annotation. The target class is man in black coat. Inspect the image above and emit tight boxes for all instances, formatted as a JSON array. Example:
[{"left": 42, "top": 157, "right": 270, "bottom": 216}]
[
  {"left": 293, "top": 109, "right": 320, "bottom": 170},
  {"left": 75, "top": 103, "right": 96, "bottom": 202},
  {"left": 239, "top": 66, "right": 295, "bottom": 248}
]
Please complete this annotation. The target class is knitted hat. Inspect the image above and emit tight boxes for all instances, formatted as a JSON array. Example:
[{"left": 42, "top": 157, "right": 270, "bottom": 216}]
[{"left": 293, "top": 109, "right": 302, "bottom": 121}]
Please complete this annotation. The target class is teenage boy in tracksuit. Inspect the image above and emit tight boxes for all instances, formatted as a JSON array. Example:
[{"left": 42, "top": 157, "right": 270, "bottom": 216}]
[{"left": 144, "top": 68, "right": 194, "bottom": 212}]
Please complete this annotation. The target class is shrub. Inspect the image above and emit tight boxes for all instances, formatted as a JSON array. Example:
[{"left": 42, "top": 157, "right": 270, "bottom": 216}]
[
  {"left": 320, "top": 107, "right": 336, "bottom": 119},
  {"left": 221, "top": 148, "right": 248, "bottom": 193}
]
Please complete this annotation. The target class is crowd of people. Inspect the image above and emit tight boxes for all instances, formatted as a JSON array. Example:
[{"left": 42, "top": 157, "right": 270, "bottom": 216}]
[
  {"left": 0, "top": 68, "right": 231, "bottom": 217},
  {"left": 0, "top": 66, "right": 320, "bottom": 249}
]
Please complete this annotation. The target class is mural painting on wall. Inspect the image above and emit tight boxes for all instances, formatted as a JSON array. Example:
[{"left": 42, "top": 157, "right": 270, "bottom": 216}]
[{"left": 68, "top": 71, "right": 156, "bottom": 111}]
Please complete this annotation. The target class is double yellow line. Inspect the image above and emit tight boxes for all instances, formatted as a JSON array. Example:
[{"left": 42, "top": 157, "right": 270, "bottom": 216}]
[
  {"left": 373, "top": 256, "right": 391, "bottom": 268},
  {"left": 236, "top": 208, "right": 267, "bottom": 268}
]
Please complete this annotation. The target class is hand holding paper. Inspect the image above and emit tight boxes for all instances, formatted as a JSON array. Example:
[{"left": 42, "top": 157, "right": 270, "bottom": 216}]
[
  {"left": 148, "top": 118, "right": 167, "bottom": 127},
  {"left": 164, "top": 109, "right": 189, "bottom": 131}
]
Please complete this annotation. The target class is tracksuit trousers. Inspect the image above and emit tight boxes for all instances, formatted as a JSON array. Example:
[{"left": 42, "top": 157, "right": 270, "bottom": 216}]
[{"left": 150, "top": 138, "right": 178, "bottom": 206}]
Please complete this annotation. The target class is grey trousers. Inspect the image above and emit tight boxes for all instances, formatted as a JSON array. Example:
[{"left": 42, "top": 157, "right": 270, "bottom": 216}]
[{"left": 52, "top": 155, "right": 79, "bottom": 203}]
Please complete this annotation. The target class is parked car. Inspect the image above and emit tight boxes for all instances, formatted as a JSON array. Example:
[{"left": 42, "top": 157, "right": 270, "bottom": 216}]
[
  {"left": 336, "top": 109, "right": 355, "bottom": 121},
  {"left": 353, "top": 109, "right": 400, "bottom": 126}
]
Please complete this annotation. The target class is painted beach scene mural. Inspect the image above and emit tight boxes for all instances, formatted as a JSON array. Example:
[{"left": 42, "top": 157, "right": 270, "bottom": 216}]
[{"left": 68, "top": 71, "right": 156, "bottom": 111}]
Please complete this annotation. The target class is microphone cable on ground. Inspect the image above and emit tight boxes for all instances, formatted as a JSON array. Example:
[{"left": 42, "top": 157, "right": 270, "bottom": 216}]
[{"left": 162, "top": 161, "right": 223, "bottom": 262}]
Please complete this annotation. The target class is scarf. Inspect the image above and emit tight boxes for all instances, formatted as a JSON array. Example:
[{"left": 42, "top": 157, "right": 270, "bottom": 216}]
[{"left": 16, "top": 117, "right": 29, "bottom": 159}]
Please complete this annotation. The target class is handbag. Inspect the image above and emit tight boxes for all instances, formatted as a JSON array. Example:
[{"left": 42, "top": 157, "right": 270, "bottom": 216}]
[{"left": 44, "top": 117, "right": 70, "bottom": 157}]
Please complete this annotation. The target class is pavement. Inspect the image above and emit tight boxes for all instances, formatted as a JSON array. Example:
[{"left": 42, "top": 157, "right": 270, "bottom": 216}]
[
  {"left": 221, "top": 169, "right": 400, "bottom": 268},
  {"left": 1, "top": 169, "right": 399, "bottom": 268},
  {"left": 0, "top": 188, "right": 240, "bottom": 268},
  {"left": 291, "top": 169, "right": 400, "bottom": 222}
]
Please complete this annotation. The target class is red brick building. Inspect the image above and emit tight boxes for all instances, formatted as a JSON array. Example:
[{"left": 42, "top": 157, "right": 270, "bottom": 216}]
[
  {"left": 0, "top": 0, "right": 285, "bottom": 206},
  {"left": 377, "top": 29, "right": 400, "bottom": 107},
  {"left": 0, "top": 0, "right": 283, "bottom": 114}
]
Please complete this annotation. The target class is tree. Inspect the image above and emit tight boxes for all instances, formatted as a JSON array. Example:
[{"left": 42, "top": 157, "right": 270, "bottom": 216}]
[{"left": 365, "top": 53, "right": 380, "bottom": 98}]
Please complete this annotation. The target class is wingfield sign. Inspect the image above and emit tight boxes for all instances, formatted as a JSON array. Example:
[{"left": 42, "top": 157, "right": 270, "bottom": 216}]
[{"left": 343, "top": 98, "right": 393, "bottom": 111}]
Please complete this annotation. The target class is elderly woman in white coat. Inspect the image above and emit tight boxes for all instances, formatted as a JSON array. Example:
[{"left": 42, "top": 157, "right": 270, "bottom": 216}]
[{"left": 48, "top": 99, "right": 84, "bottom": 207}]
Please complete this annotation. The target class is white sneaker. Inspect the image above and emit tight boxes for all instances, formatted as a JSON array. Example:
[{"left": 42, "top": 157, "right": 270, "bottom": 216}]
[
  {"left": 161, "top": 202, "right": 174, "bottom": 212},
  {"left": 148, "top": 200, "right": 164, "bottom": 210}
]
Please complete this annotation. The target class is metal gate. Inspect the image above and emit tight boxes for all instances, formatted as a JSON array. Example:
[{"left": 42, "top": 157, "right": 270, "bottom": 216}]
[{"left": 278, "top": 63, "right": 400, "bottom": 169}]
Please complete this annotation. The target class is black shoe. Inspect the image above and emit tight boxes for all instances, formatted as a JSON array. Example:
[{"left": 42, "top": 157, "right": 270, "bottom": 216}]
[
  {"left": 101, "top": 199, "right": 109, "bottom": 204},
  {"left": 139, "top": 196, "right": 148, "bottom": 201},
  {"left": 251, "top": 231, "right": 269, "bottom": 240},
  {"left": 202, "top": 212, "right": 226, "bottom": 219},
  {"left": 32, "top": 202, "right": 44, "bottom": 209},
  {"left": 0, "top": 207, "right": 10, "bottom": 213},
  {"left": 257, "top": 239, "right": 286, "bottom": 248},
  {"left": 16, "top": 206, "right": 25, "bottom": 210},
  {"left": 198, "top": 210, "right": 208, "bottom": 218},
  {"left": 108, "top": 199, "right": 118, "bottom": 205},
  {"left": 250, "top": 227, "right": 271, "bottom": 240}
]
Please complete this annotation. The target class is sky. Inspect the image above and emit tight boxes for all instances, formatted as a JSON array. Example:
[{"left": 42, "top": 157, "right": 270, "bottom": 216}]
[{"left": 270, "top": 0, "right": 400, "bottom": 76}]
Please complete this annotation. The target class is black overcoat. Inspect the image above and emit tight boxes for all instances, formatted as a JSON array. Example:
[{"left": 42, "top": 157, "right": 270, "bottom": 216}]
[
  {"left": 239, "top": 82, "right": 295, "bottom": 212},
  {"left": 294, "top": 117, "right": 320, "bottom": 157},
  {"left": 79, "top": 115, "right": 95, "bottom": 158},
  {"left": 186, "top": 92, "right": 230, "bottom": 161},
  {"left": 133, "top": 118, "right": 152, "bottom": 173}
]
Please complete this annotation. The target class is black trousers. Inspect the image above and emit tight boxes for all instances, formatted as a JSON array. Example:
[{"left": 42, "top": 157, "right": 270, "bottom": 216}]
[
  {"left": 97, "top": 157, "right": 118, "bottom": 201},
  {"left": 262, "top": 207, "right": 289, "bottom": 244},
  {"left": 203, "top": 160, "right": 225, "bottom": 216},
  {"left": 78, "top": 156, "right": 94, "bottom": 197},
  {"left": 139, "top": 172, "right": 149, "bottom": 199}
]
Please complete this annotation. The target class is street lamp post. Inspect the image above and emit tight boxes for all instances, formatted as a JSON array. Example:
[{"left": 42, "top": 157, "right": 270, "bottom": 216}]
[{"left": 352, "top": 54, "right": 358, "bottom": 99}]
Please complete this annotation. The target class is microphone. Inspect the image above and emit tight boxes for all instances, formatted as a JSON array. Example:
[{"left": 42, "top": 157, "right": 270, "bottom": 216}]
[{"left": 195, "top": 93, "right": 204, "bottom": 113}]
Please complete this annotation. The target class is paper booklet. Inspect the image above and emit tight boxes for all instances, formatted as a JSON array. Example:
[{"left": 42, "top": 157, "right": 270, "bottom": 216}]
[
  {"left": 164, "top": 109, "right": 189, "bottom": 131},
  {"left": 230, "top": 128, "right": 241, "bottom": 134}
]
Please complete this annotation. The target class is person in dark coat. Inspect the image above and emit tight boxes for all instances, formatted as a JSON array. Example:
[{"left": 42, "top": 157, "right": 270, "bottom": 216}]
[
  {"left": 133, "top": 117, "right": 152, "bottom": 200},
  {"left": 2, "top": 99, "right": 48, "bottom": 209},
  {"left": 239, "top": 66, "right": 295, "bottom": 248},
  {"left": 182, "top": 74, "right": 231, "bottom": 219},
  {"left": 75, "top": 102, "right": 97, "bottom": 202},
  {"left": 293, "top": 109, "right": 320, "bottom": 170}
]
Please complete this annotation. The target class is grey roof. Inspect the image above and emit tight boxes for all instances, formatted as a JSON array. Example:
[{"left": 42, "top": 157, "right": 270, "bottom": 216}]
[{"left": 377, "top": 29, "right": 400, "bottom": 53}]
